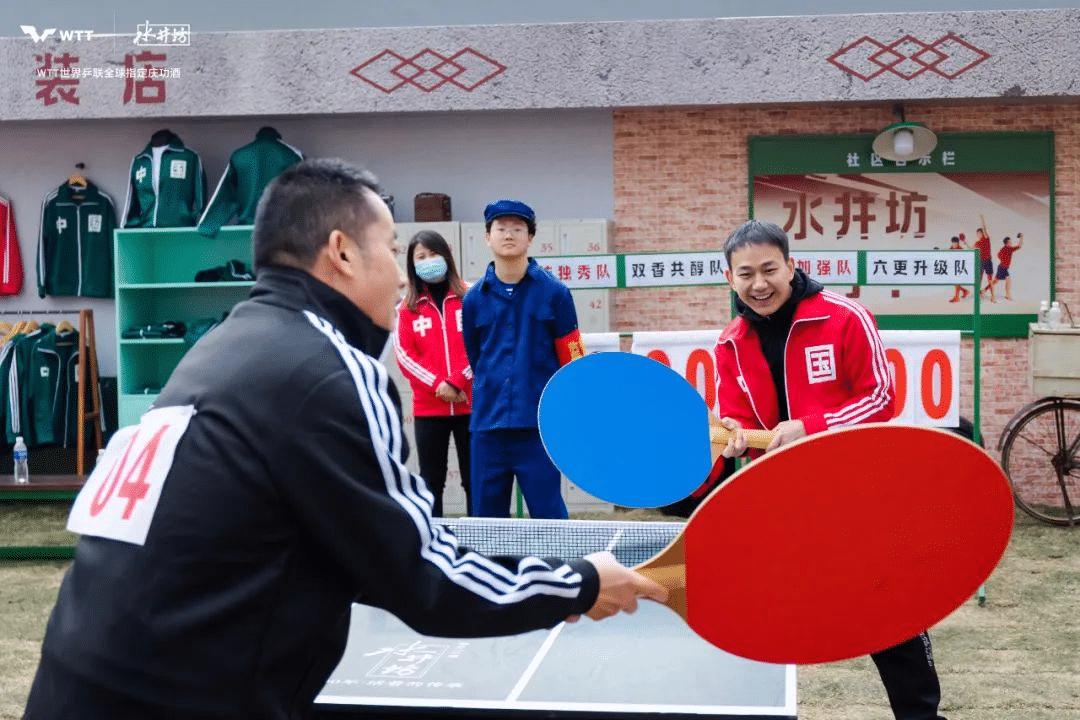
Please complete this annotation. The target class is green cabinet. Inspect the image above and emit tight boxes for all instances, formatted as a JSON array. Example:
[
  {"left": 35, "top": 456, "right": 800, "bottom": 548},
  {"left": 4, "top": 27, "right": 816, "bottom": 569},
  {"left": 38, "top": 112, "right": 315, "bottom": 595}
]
[{"left": 114, "top": 226, "right": 254, "bottom": 427}]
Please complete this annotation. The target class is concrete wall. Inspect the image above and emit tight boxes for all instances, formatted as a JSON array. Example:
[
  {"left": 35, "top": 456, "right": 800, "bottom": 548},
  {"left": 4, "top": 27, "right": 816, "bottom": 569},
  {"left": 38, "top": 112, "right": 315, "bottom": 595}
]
[
  {"left": 8, "top": 0, "right": 1073, "bottom": 33},
  {"left": 2, "top": 10, "right": 1079, "bottom": 121},
  {"left": 0, "top": 109, "right": 614, "bottom": 374}
]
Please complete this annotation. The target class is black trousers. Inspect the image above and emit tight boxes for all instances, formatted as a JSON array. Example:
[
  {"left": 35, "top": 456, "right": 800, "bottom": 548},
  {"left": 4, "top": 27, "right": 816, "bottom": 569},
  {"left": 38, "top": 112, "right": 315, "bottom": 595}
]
[
  {"left": 870, "top": 632, "right": 946, "bottom": 720},
  {"left": 413, "top": 414, "right": 471, "bottom": 517}
]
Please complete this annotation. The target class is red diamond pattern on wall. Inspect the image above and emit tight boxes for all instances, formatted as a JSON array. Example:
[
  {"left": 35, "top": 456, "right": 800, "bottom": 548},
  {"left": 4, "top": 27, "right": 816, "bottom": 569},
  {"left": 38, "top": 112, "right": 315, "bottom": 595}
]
[
  {"left": 827, "top": 32, "right": 990, "bottom": 81},
  {"left": 351, "top": 48, "right": 507, "bottom": 93}
]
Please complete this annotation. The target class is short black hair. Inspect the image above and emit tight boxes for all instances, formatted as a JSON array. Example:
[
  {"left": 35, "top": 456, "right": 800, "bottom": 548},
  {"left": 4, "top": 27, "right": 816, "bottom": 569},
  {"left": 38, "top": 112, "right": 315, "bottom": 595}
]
[
  {"left": 723, "top": 220, "right": 790, "bottom": 267},
  {"left": 252, "top": 158, "right": 384, "bottom": 271}
]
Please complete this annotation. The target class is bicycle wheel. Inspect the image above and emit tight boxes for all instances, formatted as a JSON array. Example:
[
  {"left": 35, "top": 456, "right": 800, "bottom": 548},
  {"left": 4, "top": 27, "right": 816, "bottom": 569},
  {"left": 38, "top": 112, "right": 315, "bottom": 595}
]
[{"left": 1000, "top": 398, "right": 1080, "bottom": 526}]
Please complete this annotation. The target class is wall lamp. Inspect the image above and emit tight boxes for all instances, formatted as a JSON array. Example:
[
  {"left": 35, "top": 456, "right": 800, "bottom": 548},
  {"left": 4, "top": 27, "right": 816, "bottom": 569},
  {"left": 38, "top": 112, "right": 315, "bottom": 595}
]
[{"left": 872, "top": 104, "right": 937, "bottom": 162}]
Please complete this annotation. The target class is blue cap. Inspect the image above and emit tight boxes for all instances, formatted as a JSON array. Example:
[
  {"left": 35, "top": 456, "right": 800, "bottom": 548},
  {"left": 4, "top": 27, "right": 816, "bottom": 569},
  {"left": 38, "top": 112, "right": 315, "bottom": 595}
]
[{"left": 484, "top": 199, "right": 535, "bottom": 225}]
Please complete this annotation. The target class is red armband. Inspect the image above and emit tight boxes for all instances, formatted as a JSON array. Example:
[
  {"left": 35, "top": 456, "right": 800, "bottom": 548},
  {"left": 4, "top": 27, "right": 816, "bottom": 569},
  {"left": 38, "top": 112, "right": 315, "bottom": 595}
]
[{"left": 554, "top": 329, "right": 586, "bottom": 366}]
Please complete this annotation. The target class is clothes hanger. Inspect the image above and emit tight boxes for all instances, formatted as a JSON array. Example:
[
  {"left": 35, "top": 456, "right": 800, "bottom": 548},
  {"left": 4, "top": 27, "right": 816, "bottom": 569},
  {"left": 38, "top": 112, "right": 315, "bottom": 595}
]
[
  {"left": 68, "top": 162, "right": 88, "bottom": 189},
  {"left": 1, "top": 321, "right": 27, "bottom": 344},
  {"left": 56, "top": 319, "right": 75, "bottom": 334}
]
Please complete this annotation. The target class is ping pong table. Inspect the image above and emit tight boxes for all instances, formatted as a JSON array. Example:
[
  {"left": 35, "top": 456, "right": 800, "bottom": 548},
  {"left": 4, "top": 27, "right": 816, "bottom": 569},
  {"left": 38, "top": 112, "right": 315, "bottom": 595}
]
[{"left": 314, "top": 518, "right": 797, "bottom": 720}]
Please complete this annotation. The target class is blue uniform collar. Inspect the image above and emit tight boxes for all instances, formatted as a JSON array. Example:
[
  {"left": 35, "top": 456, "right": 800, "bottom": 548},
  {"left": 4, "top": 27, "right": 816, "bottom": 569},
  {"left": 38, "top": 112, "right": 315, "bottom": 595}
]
[{"left": 480, "top": 258, "right": 543, "bottom": 290}]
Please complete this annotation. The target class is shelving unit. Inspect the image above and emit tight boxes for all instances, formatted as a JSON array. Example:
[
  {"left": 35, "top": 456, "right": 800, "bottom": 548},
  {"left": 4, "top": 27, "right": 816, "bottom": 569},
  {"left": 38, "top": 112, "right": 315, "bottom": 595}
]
[{"left": 115, "top": 225, "right": 255, "bottom": 427}]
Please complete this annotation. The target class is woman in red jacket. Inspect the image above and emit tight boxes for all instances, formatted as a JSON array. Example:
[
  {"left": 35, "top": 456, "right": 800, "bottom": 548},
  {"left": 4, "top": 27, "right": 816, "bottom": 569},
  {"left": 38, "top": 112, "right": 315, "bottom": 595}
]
[{"left": 394, "top": 230, "right": 472, "bottom": 516}]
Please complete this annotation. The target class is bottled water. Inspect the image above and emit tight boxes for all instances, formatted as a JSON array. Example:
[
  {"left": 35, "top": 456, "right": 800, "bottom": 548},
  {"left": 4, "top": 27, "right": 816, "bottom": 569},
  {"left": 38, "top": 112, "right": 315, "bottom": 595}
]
[
  {"left": 13, "top": 436, "right": 29, "bottom": 484},
  {"left": 1038, "top": 300, "right": 1050, "bottom": 328},
  {"left": 1047, "top": 301, "right": 1063, "bottom": 329}
]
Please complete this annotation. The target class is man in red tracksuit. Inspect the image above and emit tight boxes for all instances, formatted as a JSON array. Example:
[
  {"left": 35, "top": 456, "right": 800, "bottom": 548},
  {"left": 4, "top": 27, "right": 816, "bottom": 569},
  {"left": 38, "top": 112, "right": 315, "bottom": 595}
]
[{"left": 713, "top": 219, "right": 946, "bottom": 720}]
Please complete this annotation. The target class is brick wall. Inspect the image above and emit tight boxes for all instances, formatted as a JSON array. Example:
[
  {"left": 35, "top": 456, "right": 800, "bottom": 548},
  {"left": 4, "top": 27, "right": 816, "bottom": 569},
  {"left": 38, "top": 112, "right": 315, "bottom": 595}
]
[{"left": 612, "top": 100, "right": 1080, "bottom": 448}]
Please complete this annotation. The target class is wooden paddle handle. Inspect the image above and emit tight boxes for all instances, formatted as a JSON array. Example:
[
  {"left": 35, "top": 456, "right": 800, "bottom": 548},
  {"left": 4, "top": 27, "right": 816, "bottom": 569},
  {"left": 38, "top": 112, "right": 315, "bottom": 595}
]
[
  {"left": 638, "top": 563, "right": 685, "bottom": 589},
  {"left": 709, "top": 419, "right": 775, "bottom": 450},
  {"left": 636, "top": 563, "right": 689, "bottom": 621}
]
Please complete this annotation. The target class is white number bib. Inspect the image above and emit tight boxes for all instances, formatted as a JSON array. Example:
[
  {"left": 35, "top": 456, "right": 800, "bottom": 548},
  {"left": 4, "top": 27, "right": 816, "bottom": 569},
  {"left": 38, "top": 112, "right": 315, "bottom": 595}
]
[{"left": 68, "top": 405, "right": 196, "bottom": 546}]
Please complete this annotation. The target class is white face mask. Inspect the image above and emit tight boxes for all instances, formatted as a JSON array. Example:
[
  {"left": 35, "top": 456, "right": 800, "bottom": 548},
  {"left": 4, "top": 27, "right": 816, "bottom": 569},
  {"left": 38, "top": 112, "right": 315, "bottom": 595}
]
[{"left": 415, "top": 256, "right": 448, "bottom": 284}]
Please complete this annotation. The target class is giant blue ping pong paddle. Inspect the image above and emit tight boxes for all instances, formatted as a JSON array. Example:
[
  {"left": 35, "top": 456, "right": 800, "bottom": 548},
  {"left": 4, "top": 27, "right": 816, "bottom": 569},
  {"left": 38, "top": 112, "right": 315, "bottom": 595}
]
[{"left": 538, "top": 352, "right": 760, "bottom": 508}]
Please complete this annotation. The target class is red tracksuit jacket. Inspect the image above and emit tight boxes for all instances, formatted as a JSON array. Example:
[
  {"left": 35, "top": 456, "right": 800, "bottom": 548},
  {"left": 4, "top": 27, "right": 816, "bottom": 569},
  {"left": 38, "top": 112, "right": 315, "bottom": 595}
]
[
  {"left": 0, "top": 195, "right": 24, "bottom": 296},
  {"left": 394, "top": 289, "right": 473, "bottom": 417},
  {"left": 714, "top": 289, "right": 895, "bottom": 435}
]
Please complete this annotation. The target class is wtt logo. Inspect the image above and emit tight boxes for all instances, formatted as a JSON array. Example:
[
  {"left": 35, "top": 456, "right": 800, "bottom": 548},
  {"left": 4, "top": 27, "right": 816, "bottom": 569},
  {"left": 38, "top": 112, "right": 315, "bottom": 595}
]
[{"left": 20, "top": 25, "right": 96, "bottom": 43}]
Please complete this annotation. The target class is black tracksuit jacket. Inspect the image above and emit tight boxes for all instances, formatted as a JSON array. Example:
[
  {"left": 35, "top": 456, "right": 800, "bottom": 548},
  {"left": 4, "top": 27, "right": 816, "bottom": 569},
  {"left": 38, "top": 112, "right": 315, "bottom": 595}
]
[{"left": 25, "top": 266, "right": 599, "bottom": 720}]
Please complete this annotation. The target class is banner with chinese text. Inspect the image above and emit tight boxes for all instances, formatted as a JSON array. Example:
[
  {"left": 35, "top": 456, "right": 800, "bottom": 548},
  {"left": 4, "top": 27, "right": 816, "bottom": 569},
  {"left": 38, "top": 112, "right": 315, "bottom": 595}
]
[
  {"left": 749, "top": 132, "right": 1053, "bottom": 337},
  {"left": 535, "top": 250, "right": 976, "bottom": 292},
  {"left": 627, "top": 329, "right": 960, "bottom": 428}
]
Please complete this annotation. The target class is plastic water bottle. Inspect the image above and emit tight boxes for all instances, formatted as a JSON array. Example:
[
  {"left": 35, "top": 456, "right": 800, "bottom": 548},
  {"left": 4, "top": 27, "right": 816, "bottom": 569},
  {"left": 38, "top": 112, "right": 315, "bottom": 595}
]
[
  {"left": 1048, "top": 301, "right": 1063, "bottom": 329},
  {"left": 1038, "top": 300, "right": 1050, "bottom": 328},
  {"left": 13, "top": 436, "right": 29, "bottom": 484}
]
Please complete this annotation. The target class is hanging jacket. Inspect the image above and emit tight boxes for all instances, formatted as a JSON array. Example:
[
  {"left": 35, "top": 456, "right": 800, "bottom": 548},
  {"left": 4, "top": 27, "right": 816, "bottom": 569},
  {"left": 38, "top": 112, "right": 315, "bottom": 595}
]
[
  {"left": 38, "top": 180, "right": 117, "bottom": 298},
  {"left": 3, "top": 324, "right": 48, "bottom": 444},
  {"left": 394, "top": 286, "right": 473, "bottom": 417},
  {"left": 29, "top": 323, "right": 80, "bottom": 447},
  {"left": 123, "top": 129, "right": 206, "bottom": 228},
  {"left": 0, "top": 194, "right": 25, "bottom": 296},
  {"left": 0, "top": 334, "right": 22, "bottom": 443},
  {"left": 197, "top": 127, "right": 304, "bottom": 237}
]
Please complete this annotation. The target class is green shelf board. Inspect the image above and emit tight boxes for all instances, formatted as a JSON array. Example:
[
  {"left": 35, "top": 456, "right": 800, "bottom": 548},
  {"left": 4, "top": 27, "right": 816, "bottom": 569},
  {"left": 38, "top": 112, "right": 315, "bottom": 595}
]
[
  {"left": 0, "top": 488, "right": 80, "bottom": 500},
  {"left": 117, "top": 282, "right": 255, "bottom": 289},
  {"left": 119, "top": 338, "right": 186, "bottom": 345},
  {"left": 0, "top": 546, "right": 75, "bottom": 560}
]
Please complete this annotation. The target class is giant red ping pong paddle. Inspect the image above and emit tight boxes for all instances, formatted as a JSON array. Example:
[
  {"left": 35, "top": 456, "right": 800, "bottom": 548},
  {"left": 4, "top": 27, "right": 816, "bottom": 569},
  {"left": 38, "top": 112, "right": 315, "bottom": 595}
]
[{"left": 631, "top": 423, "right": 1014, "bottom": 665}]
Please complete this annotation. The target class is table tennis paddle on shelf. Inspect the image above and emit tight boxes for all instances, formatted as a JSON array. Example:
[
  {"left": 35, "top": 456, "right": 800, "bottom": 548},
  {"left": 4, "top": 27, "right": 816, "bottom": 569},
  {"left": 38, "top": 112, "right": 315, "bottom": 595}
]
[
  {"left": 632, "top": 422, "right": 1013, "bottom": 665},
  {"left": 539, "top": 351, "right": 771, "bottom": 508}
]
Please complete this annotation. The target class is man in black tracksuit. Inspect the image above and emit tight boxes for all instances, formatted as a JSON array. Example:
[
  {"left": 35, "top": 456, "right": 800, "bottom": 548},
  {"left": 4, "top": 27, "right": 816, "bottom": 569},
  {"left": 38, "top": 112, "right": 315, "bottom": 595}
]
[{"left": 23, "top": 159, "right": 665, "bottom": 720}]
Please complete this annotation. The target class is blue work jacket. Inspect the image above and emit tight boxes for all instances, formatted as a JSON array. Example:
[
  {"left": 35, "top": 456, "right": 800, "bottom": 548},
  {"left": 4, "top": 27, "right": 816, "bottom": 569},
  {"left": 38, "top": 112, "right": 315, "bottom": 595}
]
[{"left": 461, "top": 259, "right": 579, "bottom": 431}]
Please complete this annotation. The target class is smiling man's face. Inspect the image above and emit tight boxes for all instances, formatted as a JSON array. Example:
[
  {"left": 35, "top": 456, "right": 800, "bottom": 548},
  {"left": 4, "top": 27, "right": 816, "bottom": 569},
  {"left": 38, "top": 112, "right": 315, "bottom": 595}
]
[{"left": 725, "top": 242, "right": 795, "bottom": 317}]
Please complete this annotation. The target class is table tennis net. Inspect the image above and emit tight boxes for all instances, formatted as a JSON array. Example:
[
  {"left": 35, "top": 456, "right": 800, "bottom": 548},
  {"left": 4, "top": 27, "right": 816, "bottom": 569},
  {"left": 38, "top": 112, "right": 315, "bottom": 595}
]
[{"left": 433, "top": 517, "right": 685, "bottom": 566}]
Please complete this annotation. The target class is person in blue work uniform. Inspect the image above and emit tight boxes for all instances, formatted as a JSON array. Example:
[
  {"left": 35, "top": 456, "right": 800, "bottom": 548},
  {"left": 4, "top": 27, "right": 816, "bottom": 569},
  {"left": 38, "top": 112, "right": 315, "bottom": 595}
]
[{"left": 461, "top": 199, "right": 585, "bottom": 519}]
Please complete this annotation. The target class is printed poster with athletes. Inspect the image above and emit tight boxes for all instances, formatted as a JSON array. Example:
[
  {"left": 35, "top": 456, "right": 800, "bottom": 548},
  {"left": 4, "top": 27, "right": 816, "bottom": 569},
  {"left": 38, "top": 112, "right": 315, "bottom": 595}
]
[{"left": 749, "top": 132, "right": 1053, "bottom": 337}]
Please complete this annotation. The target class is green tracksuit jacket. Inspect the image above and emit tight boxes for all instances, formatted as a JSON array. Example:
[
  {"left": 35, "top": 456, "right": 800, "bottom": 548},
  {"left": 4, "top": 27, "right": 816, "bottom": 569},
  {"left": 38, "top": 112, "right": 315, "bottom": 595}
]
[
  {"left": 123, "top": 131, "right": 206, "bottom": 228},
  {"left": 37, "top": 180, "right": 117, "bottom": 298},
  {"left": 29, "top": 324, "right": 80, "bottom": 447},
  {"left": 4, "top": 325, "right": 47, "bottom": 444},
  {"left": 197, "top": 126, "right": 303, "bottom": 237},
  {"left": 1, "top": 324, "right": 79, "bottom": 446}
]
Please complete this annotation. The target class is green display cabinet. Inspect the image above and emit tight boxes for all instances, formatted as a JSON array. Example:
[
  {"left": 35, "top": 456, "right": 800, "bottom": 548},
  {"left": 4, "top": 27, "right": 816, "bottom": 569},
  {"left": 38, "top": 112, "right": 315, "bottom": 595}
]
[{"left": 114, "top": 226, "right": 255, "bottom": 427}]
